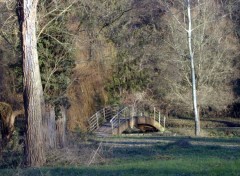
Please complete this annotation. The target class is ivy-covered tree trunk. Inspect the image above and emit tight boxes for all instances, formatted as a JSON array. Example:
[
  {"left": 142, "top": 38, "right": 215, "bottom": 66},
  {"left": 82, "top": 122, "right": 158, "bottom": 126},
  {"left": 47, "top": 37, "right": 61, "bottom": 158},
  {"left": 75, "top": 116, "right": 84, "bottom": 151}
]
[{"left": 21, "top": 0, "right": 45, "bottom": 166}]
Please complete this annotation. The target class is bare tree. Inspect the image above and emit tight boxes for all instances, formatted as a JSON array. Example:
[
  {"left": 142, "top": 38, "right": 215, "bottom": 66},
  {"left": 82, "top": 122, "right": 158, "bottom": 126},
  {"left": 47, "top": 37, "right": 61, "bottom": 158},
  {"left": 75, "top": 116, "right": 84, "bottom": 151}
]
[
  {"left": 186, "top": 0, "right": 200, "bottom": 136},
  {"left": 21, "top": 0, "right": 45, "bottom": 166},
  {"left": 158, "top": 0, "right": 239, "bottom": 135}
]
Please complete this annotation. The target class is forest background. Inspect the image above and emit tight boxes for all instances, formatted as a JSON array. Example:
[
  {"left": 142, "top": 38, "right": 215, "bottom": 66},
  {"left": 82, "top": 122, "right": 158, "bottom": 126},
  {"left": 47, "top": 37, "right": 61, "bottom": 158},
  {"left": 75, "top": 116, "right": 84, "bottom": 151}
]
[{"left": 0, "top": 0, "right": 239, "bottom": 132}]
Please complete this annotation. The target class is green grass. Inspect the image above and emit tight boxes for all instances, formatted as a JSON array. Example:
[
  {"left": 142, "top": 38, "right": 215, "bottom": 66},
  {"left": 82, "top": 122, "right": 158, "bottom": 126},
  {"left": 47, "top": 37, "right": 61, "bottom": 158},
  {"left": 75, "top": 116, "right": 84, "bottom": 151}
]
[
  {"left": 1, "top": 136, "right": 240, "bottom": 176},
  {"left": 1, "top": 158, "right": 240, "bottom": 176}
]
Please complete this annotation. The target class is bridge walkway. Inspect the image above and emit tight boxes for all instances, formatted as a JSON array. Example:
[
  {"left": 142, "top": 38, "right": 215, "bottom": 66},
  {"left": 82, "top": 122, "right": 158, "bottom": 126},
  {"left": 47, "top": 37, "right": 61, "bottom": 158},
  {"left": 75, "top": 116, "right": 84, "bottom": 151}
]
[{"left": 88, "top": 106, "right": 166, "bottom": 136}]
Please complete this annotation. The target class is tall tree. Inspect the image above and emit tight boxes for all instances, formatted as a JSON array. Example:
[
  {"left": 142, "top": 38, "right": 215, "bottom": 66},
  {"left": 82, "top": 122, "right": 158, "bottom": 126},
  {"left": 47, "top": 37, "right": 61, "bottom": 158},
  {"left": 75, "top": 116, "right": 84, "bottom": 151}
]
[
  {"left": 21, "top": 0, "right": 45, "bottom": 166},
  {"left": 186, "top": 0, "right": 200, "bottom": 136},
  {"left": 157, "top": 0, "right": 238, "bottom": 135}
]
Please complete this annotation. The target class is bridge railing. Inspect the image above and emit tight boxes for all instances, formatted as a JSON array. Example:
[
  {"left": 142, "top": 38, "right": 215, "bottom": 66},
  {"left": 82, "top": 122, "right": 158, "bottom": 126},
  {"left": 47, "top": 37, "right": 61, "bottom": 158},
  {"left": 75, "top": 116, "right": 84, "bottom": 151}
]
[
  {"left": 88, "top": 106, "right": 119, "bottom": 132},
  {"left": 88, "top": 104, "right": 166, "bottom": 133},
  {"left": 132, "top": 105, "right": 166, "bottom": 128},
  {"left": 110, "top": 107, "right": 131, "bottom": 132},
  {"left": 109, "top": 105, "right": 166, "bottom": 134}
]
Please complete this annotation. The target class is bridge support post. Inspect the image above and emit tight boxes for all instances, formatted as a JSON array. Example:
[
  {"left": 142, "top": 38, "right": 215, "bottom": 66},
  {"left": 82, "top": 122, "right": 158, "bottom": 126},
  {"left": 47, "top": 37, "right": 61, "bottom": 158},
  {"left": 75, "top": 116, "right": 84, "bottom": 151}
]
[
  {"left": 103, "top": 108, "right": 106, "bottom": 122},
  {"left": 111, "top": 122, "right": 113, "bottom": 134},
  {"left": 130, "top": 106, "right": 135, "bottom": 129},
  {"left": 118, "top": 114, "right": 120, "bottom": 135},
  {"left": 96, "top": 112, "right": 99, "bottom": 129}
]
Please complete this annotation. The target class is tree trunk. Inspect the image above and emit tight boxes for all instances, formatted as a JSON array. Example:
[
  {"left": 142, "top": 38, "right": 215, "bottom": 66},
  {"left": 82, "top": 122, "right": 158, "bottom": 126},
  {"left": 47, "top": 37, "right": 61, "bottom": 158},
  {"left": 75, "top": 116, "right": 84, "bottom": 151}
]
[
  {"left": 42, "top": 104, "right": 56, "bottom": 149},
  {"left": 21, "top": 0, "right": 45, "bottom": 166},
  {"left": 56, "top": 106, "right": 67, "bottom": 148},
  {"left": 187, "top": 0, "right": 200, "bottom": 136}
]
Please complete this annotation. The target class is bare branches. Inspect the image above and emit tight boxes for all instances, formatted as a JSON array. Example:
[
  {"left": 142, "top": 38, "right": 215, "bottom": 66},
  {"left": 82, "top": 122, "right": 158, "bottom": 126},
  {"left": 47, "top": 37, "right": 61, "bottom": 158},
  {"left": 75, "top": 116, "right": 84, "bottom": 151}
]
[
  {"left": 159, "top": 0, "right": 239, "bottom": 115},
  {"left": 37, "top": 1, "right": 77, "bottom": 39},
  {"left": 98, "top": 7, "right": 133, "bottom": 34}
]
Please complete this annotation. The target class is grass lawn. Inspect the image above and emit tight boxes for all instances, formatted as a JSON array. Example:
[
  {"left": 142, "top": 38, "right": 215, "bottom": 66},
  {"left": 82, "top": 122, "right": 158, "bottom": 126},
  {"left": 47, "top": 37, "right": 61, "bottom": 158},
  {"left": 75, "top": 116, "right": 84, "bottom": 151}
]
[
  {"left": 1, "top": 158, "right": 240, "bottom": 176},
  {"left": 0, "top": 136, "right": 240, "bottom": 176}
]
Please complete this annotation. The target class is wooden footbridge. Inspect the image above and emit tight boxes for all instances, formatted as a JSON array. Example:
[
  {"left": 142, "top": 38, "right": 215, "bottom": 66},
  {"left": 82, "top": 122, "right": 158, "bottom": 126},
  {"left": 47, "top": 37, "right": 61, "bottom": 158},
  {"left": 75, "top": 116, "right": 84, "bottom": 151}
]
[{"left": 88, "top": 106, "right": 166, "bottom": 136}]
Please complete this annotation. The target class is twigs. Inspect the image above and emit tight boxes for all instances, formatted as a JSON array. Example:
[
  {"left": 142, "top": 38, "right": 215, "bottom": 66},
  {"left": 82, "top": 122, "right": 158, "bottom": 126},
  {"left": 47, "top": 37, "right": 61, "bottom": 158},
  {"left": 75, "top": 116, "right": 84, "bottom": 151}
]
[
  {"left": 37, "top": 0, "right": 77, "bottom": 39},
  {"left": 88, "top": 141, "right": 103, "bottom": 166}
]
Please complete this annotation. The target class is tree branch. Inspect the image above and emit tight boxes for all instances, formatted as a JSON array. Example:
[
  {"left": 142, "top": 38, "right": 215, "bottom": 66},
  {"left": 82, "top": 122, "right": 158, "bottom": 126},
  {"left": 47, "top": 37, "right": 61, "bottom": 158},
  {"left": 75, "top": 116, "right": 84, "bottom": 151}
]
[{"left": 37, "top": 1, "right": 77, "bottom": 39}]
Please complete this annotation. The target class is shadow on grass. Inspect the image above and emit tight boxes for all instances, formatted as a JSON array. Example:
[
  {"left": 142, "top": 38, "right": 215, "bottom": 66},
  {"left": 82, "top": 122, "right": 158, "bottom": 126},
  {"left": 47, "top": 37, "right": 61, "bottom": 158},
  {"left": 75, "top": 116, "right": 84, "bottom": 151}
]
[
  {"left": 108, "top": 135, "right": 240, "bottom": 144},
  {"left": 202, "top": 119, "right": 240, "bottom": 127},
  {"left": 98, "top": 137, "right": 240, "bottom": 162},
  {"left": 110, "top": 143, "right": 239, "bottom": 159},
  {"left": 97, "top": 136, "right": 240, "bottom": 151}
]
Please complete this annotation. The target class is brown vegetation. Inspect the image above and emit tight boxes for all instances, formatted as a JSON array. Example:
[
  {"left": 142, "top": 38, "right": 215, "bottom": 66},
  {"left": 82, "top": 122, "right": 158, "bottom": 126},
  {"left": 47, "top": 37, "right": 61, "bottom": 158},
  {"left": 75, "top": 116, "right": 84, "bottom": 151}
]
[
  {"left": 66, "top": 31, "right": 116, "bottom": 131},
  {"left": 0, "top": 102, "right": 24, "bottom": 146}
]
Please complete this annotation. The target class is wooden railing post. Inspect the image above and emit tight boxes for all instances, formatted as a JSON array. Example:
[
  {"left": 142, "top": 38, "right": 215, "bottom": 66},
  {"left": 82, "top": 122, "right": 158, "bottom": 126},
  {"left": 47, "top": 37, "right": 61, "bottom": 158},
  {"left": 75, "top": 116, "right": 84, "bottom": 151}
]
[
  {"left": 111, "top": 121, "right": 113, "bottom": 134},
  {"left": 96, "top": 113, "right": 99, "bottom": 129},
  {"left": 130, "top": 106, "right": 134, "bottom": 129},
  {"left": 118, "top": 114, "right": 120, "bottom": 135},
  {"left": 103, "top": 108, "right": 106, "bottom": 122}
]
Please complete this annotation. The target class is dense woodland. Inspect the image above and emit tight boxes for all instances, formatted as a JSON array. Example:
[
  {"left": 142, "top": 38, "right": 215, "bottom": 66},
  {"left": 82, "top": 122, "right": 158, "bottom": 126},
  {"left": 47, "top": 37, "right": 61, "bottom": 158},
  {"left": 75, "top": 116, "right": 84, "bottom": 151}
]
[
  {"left": 0, "top": 0, "right": 240, "bottom": 131},
  {"left": 0, "top": 0, "right": 240, "bottom": 169},
  {"left": 0, "top": 0, "right": 240, "bottom": 130}
]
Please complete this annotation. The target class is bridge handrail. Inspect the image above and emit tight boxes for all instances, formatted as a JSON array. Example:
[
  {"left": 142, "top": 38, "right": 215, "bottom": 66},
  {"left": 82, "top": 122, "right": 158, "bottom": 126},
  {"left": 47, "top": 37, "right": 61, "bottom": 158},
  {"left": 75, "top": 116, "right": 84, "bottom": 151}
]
[
  {"left": 134, "top": 105, "right": 165, "bottom": 125},
  {"left": 109, "top": 105, "right": 166, "bottom": 134},
  {"left": 88, "top": 104, "right": 167, "bottom": 133},
  {"left": 110, "top": 107, "right": 130, "bottom": 131},
  {"left": 88, "top": 105, "right": 120, "bottom": 132},
  {"left": 88, "top": 109, "right": 103, "bottom": 131}
]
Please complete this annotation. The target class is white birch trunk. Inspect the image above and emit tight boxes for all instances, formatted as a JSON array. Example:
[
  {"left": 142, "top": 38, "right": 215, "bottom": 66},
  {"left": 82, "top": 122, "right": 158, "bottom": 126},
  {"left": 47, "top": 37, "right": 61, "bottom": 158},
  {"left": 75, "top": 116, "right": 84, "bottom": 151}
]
[{"left": 187, "top": 0, "right": 200, "bottom": 136}]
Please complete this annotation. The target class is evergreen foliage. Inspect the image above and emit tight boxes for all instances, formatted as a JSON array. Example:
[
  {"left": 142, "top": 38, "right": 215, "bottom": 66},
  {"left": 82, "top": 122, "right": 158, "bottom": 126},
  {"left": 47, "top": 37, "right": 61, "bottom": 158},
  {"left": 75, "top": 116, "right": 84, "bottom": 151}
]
[
  {"left": 106, "top": 51, "right": 150, "bottom": 104},
  {"left": 0, "top": 1, "right": 75, "bottom": 111},
  {"left": 38, "top": 22, "right": 75, "bottom": 107}
]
